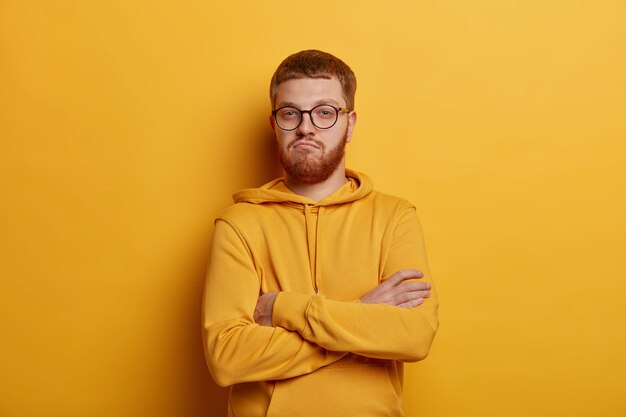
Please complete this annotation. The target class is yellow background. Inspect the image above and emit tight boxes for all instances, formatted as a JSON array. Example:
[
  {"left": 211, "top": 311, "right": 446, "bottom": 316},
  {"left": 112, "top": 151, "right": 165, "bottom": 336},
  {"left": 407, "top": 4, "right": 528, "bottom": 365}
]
[{"left": 1, "top": 1, "right": 625, "bottom": 416}]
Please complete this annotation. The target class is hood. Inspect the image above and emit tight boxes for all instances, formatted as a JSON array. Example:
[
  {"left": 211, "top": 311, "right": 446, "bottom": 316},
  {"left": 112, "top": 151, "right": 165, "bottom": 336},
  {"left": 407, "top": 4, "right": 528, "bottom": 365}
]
[{"left": 233, "top": 169, "right": 373, "bottom": 206}]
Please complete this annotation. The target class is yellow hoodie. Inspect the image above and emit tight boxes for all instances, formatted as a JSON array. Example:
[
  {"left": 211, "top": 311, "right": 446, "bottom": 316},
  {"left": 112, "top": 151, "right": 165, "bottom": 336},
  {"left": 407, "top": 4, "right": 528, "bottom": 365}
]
[{"left": 203, "top": 170, "right": 438, "bottom": 417}]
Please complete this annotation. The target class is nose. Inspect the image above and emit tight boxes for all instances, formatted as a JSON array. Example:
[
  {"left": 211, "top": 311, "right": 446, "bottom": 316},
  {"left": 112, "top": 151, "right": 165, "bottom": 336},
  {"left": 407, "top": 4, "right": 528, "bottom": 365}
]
[{"left": 296, "top": 111, "right": 316, "bottom": 135}]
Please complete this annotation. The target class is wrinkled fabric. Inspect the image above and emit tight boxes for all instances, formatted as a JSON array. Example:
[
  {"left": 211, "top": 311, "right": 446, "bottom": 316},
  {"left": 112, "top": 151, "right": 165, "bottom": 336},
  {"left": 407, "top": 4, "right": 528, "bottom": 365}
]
[{"left": 203, "top": 169, "right": 438, "bottom": 417}]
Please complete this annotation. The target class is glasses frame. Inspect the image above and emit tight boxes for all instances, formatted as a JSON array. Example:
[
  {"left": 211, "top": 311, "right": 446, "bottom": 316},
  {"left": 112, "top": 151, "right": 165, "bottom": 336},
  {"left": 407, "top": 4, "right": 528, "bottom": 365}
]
[{"left": 271, "top": 104, "right": 350, "bottom": 131}]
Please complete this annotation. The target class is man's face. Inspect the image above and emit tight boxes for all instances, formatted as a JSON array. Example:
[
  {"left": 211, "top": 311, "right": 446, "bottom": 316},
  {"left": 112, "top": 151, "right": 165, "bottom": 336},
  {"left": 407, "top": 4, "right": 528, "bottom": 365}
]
[{"left": 271, "top": 77, "right": 356, "bottom": 184}]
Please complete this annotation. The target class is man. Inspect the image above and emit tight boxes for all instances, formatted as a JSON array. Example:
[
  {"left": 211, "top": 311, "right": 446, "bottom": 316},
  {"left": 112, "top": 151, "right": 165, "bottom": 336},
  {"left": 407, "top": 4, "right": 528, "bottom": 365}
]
[{"left": 203, "top": 50, "right": 438, "bottom": 417}]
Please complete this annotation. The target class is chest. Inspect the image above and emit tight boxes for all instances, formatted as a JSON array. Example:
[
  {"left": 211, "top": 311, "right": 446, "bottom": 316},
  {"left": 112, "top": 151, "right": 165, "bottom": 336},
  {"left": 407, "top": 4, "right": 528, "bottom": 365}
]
[{"left": 244, "top": 206, "right": 394, "bottom": 301}]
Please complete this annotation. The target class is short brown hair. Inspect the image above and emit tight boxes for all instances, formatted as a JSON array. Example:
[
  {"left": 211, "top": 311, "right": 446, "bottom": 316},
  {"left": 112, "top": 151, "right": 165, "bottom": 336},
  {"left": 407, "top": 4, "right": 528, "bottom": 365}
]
[{"left": 270, "top": 50, "right": 357, "bottom": 110}]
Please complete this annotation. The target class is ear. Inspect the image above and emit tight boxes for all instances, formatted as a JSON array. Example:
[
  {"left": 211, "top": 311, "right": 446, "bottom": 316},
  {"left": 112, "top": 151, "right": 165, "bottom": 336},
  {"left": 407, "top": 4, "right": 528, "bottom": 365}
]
[
  {"left": 269, "top": 115, "right": 276, "bottom": 132},
  {"left": 345, "top": 111, "right": 357, "bottom": 143}
]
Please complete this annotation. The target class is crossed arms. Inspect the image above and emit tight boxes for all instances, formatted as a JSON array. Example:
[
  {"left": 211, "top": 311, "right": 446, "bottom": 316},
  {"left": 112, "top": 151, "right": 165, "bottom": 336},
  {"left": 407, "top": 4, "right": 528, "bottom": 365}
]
[
  {"left": 255, "top": 269, "right": 431, "bottom": 325},
  {"left": 202, "top": 206, "right": 438, "bottom": 387}
]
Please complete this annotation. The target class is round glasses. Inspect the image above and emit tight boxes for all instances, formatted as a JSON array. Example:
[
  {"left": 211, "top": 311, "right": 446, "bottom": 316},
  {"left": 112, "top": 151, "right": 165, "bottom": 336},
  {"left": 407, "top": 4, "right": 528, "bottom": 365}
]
[{"left": 272, "top": 104, "right": 350, "bottom": 131}]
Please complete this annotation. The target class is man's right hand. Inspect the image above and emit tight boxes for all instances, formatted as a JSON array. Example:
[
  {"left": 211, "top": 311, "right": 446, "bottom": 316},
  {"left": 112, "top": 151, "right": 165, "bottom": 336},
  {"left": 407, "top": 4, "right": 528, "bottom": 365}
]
[{"left": 359, "top": 269, "right": 431, "bottom": 308}]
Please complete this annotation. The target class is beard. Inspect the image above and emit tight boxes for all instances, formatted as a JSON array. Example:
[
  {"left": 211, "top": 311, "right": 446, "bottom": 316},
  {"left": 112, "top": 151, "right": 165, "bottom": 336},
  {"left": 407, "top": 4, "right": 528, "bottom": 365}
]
[{"left": 278, "top": 130, "right": 347, "bottom": 184}]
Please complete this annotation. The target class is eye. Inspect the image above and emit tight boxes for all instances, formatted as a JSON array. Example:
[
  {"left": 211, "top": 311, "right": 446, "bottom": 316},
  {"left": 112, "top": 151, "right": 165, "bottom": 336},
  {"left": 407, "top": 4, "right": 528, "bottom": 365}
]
[
  {"left": 314, "top": 106, "right": 336, "bottom": 119},
  {"left": 279, "top": 108, "right": 299, "bottom": 119}
]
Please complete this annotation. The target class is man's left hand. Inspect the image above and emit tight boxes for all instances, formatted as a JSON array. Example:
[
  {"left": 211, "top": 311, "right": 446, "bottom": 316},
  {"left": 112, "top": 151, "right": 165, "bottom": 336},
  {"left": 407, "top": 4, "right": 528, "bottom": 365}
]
[{"left": 254, "top": 291, "right": 278, "bottom": 326}]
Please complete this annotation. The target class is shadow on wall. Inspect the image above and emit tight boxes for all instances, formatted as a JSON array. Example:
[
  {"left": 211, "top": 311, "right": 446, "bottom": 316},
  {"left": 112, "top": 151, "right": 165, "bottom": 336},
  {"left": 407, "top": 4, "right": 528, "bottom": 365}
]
[
  {"left": 240, "top": 116, "right": 283, "bottom": 187},
  {"left": 261, "top": 129, "right": 283, "bottom": 183},
  {"left": 200, "top": 119, "right": 281, "bottom": 415},
  {"left": 204, "top": 379, "right": 229, "bottom": 416}
]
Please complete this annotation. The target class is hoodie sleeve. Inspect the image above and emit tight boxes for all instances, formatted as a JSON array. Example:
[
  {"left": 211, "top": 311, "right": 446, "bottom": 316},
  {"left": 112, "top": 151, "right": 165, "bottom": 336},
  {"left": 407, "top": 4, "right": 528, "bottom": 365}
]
[
  {"left": 202, "top": 219, "right": 346, "bottom": 387},
  {"left": 271, "top": 203, "right": 439, "bottom": 362}
]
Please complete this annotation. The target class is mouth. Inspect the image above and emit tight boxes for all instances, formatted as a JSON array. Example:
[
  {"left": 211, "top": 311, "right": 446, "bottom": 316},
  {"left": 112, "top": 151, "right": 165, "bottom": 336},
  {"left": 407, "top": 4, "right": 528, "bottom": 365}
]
[{"left": 291, "top": 140, "right": 321, "bottom": 150}]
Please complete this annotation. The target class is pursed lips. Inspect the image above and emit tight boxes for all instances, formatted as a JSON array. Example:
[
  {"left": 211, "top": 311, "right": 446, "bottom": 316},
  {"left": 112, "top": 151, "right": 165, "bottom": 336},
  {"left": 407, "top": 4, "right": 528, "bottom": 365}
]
[{"left": 290, "top": 140, "right": 321, "bottom": 150}]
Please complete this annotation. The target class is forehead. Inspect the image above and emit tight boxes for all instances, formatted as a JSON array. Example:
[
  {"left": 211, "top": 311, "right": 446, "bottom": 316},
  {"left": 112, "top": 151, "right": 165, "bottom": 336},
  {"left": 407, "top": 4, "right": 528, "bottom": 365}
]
[{"left": 275, "top": 77, "right": 345, "bottom": 108}]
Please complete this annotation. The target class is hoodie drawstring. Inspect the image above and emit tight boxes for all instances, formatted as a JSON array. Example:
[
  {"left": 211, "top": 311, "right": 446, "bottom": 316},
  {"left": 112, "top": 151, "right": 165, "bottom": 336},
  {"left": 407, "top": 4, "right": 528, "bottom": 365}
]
[
  {"left": 304, "top": 204, "right": 320, "bottom": 293},
  {"left": 315, "top": 206, "right": 324, "bottom": 294}
]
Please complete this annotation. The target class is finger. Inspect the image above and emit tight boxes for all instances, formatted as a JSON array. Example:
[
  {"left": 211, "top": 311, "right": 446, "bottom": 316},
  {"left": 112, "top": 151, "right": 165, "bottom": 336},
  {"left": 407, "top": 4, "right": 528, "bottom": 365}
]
[
  {"left": 397, "top": 298, "right": 424, "bottom": 308},
  {"left": 384, "top": 283, "right": 430, "bottom": 302},
  {"left": 398, "top": 290, "right": 430, "bottom": 300},
  {"left": 385, "top": 269, "right": 424, "bottom": 287},
  {"left": 395, "top": 281, "right": 431, "bottom": 293},
  {"left": 381, "top": 283, "right": 431, "bottom": 306},
  {"left": 389, "top": 290, "right": 428, "bottom": 306}
]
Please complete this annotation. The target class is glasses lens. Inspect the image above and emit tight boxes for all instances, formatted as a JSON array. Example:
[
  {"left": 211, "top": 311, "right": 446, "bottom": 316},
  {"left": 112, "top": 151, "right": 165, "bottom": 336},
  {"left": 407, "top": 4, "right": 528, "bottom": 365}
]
[
  {"left": 311, "top": 105, "right": 338, "bottom": 129},
  {"left": 276, "top": 107, "right": 301, "bottom": 130}
]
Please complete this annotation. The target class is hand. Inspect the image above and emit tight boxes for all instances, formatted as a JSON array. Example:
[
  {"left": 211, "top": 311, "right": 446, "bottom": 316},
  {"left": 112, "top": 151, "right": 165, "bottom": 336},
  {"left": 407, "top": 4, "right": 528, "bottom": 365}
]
[
  {"left": 254, "top": 291, "right": 278, "bottom": 326},
  {"left": 360, "top": 269, "right": 431, "bottom": 308}
]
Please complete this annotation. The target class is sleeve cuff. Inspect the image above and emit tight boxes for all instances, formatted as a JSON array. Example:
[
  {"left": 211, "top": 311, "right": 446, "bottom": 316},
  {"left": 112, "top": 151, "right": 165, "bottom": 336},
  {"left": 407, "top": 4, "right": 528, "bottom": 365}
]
[{"left": 272, "top": 292, "right": 313, "bottom": 334}]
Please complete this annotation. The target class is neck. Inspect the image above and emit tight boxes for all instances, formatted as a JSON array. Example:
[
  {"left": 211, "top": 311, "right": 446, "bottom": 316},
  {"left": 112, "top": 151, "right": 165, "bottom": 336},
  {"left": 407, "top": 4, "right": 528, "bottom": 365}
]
[{"left": 285, "top": 166, "right": 348, "bottom": 202}]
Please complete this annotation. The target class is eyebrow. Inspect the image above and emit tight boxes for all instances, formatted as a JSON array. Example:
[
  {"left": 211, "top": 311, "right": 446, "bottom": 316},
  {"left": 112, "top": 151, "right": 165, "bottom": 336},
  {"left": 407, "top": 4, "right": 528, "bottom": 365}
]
[{"left": 276, "top": 99, "right": 342, "bottom": 109}]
